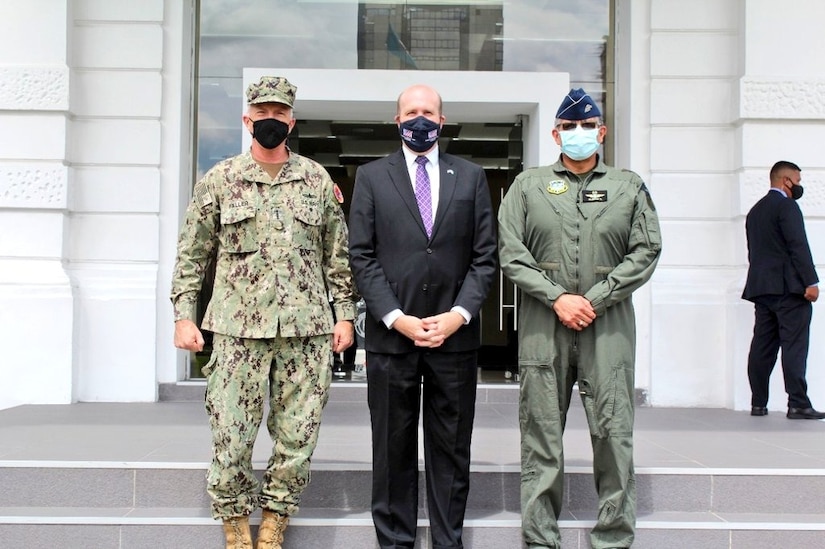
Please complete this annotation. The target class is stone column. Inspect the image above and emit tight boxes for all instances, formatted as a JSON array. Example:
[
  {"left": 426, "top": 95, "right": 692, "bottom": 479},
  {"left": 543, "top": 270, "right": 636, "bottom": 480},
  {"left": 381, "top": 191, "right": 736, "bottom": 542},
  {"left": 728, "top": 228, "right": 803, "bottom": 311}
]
[
  {"left": 67, "top": 1, "right": 166, "bottom": 402},
  {"left": 0, "top": 1, "right": 73, "bottom": 408}
]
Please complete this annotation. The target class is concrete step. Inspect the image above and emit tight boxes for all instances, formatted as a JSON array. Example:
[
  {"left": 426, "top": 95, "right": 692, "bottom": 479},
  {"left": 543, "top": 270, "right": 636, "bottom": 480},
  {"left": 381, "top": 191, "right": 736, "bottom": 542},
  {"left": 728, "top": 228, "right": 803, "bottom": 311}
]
[
  {"left": 158, "top": 379, "right": 521, "bottom": 404},
  {"left": 3, "top": 396, "right": 825, "bottom": 547},
  {"left": 4, "top": 464, "right": 825, "bottom": 516},
  {"left": 2, "top": 507, "right": 825, "bottom": 548},
  {"left": 3, "top": 462, "right": 825, "bottom": 549}
]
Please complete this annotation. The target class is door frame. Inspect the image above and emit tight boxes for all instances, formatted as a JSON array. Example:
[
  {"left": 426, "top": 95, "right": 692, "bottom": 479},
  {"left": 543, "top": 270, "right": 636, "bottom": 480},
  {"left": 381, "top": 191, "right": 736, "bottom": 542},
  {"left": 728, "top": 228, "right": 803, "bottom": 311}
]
[{"left": 242, "top": 68, "right": 569, "bottom": 169}]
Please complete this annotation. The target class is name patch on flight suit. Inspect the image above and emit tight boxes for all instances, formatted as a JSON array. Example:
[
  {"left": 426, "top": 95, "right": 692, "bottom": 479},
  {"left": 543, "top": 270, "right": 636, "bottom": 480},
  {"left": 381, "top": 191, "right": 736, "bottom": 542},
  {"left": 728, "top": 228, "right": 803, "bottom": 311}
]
[
  {"left": 582, "top": 190, "right": 608, "bottom": 203},
  {"left": 547, "top": 180, "right": 568, "bottom": 194}
]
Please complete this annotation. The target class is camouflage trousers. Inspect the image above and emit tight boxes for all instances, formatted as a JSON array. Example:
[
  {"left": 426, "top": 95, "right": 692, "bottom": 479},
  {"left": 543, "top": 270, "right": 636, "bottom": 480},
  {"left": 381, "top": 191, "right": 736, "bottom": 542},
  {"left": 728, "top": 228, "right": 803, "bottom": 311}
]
[{"left": 203, "top": 332, "right": 333, "bottom": 519}]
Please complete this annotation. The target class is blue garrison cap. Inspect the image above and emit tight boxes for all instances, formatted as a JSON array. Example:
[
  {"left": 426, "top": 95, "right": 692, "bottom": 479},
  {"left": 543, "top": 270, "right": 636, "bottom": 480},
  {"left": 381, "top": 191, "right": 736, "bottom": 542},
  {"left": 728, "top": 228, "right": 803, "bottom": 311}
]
[{"left": 555, "top": 88, "right": 601, "bottom": 120}]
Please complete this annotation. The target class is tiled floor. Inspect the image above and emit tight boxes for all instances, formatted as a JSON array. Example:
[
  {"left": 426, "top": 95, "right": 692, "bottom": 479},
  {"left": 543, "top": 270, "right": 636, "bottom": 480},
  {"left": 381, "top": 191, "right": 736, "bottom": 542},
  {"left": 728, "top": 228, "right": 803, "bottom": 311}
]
[{"left": 1, "top": 384, "right": 824, "bottom": 472}]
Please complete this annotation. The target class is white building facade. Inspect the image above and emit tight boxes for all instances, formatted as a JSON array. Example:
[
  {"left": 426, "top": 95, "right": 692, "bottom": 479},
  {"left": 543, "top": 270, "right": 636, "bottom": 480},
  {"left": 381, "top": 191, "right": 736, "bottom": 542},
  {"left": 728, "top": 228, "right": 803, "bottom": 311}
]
[{"left": 2, "top": 0, "right": 824, "bottom": 412}]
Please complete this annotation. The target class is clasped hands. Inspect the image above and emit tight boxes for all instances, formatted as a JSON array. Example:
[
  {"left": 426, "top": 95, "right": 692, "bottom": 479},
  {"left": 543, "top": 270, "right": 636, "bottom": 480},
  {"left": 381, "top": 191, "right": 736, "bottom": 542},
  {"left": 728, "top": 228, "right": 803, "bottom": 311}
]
[
  {"left": 393, "top": 311, "right": 465, "bottom": 348},
  {"left": 553, "top": 294, "right": 597, "bottom": 331}
]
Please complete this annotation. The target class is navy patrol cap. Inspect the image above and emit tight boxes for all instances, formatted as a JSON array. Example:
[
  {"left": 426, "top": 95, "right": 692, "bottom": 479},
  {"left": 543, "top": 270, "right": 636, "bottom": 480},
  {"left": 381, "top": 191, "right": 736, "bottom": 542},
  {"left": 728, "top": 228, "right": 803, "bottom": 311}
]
[
  {"left": 555, "top": 88, "right": 601, "bottom": 120},
  {"left": 246, "top": 76, "right": 296, "bottom": 107}
]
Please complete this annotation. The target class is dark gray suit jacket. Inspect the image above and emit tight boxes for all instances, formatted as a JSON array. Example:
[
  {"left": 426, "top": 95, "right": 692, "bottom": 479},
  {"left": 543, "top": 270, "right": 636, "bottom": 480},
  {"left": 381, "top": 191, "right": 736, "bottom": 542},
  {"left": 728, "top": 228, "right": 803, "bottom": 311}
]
[
  {"left": 348, "top": 149, "right": 497, "bottom": 354},
  {"left": 742, "top": 190, "right": 818, "bottom": 301}
]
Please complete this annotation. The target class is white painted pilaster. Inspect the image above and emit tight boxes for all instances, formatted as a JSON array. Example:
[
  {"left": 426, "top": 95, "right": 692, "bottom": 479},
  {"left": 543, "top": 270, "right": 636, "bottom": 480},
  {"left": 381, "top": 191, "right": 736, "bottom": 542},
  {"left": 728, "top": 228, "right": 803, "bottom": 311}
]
[
  {"left": 735, "top": 0, "right": 825, "bottom": 411},
  {"left": 0, "top": 1, "right": 72, "bottom": 409}
]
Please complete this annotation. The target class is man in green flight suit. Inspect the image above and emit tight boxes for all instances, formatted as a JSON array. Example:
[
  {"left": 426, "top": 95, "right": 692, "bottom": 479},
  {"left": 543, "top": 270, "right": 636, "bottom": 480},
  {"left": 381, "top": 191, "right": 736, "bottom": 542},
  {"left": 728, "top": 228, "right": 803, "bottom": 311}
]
[
  {"left": 498, "top": 88, "right": 662, "bottom": 549},
  {"left": 170, "top": 76, "right": 357, "bottom": 549}
]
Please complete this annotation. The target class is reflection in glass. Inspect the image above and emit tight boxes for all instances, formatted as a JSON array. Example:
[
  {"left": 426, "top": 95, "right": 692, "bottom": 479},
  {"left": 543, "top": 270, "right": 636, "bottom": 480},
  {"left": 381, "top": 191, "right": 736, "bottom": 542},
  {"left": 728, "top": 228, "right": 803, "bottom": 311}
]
[{"left": 197, "top": 1, "right": 610, "bottom": 178}]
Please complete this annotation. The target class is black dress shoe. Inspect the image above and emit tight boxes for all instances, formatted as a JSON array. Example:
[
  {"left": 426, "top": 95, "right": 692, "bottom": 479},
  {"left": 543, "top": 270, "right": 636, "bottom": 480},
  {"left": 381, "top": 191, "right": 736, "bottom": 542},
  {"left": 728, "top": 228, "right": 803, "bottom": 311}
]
[
  {"left": 787, "top": 407, "right": 825, "bottom": 419},
  {"left": 751, "top": 406, "right": 768, "bottom": 416}
]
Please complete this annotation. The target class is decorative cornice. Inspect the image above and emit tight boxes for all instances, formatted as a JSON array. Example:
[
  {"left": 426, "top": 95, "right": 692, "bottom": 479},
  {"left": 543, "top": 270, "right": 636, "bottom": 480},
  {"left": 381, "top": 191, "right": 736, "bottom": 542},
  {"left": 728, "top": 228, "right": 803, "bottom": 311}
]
[
  {"left": 740, "top": 77, "right": 825, "bottom": 119},
  {"left": 0, "top": 164, "right": 68, "bottom": 208},
  {"left": 0, "top": 66, "right": 69, "bottom": 111}
]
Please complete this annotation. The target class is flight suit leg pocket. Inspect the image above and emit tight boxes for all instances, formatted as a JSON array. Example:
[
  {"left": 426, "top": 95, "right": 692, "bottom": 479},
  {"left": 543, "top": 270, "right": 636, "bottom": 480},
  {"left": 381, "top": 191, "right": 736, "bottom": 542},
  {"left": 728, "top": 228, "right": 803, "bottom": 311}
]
[
  {"left": 580, "top": 365, "right": 634, "bottom": 438},
  {"left": 608, "top": 365, "right": 635, "bottom": 436}
]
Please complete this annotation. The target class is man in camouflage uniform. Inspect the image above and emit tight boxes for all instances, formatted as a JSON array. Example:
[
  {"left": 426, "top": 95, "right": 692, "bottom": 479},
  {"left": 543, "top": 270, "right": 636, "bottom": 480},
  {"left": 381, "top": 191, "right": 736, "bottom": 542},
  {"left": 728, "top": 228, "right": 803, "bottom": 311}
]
[
  {"left": 498, "top": 89, "right": 661, "bottom": 549},
  {"left": 170, "top": 76, "right": 357, "bottom": 549}
]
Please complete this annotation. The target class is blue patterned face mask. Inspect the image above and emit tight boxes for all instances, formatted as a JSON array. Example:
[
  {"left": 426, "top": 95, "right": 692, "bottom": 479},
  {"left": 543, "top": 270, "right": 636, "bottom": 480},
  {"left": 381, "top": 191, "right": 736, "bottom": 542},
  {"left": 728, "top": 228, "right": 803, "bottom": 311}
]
[
  {"left": 399, "top": 116, "right": 441, "bottom": 153},
  {"left": 559, "top": 127, "right": 600, "bottom": 161}
]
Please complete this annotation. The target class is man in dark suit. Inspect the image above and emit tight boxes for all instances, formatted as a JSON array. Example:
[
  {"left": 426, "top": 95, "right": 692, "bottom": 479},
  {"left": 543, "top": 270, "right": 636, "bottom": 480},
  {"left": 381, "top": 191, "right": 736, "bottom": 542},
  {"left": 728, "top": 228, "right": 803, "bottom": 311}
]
[
  {"left": 348, "top": 84, "right": 497, "bottom": 548},
  {"left": 743, "top": 160, "right": 825, "bottom": 419}
]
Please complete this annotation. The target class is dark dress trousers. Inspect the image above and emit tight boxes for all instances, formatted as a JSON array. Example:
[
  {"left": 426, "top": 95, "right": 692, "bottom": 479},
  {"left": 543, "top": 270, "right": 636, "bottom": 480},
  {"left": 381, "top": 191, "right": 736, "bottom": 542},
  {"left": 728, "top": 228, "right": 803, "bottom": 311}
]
[
  {"left": 742, "top": 190, "right": 819, "bottom": 409},
  {"left": 349, "top": 149, "right": 497, "bottom": 548}
]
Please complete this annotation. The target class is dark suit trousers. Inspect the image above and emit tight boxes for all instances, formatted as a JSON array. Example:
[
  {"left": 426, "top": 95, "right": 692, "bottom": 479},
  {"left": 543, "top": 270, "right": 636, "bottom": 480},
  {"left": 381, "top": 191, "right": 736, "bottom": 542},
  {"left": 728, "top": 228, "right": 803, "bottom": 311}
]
[
  {"left": 366, "top": 349, "right": 478, "bottom": 549},
  {"left": 747, "top": 294, "right": 812, "bottom": 409}
]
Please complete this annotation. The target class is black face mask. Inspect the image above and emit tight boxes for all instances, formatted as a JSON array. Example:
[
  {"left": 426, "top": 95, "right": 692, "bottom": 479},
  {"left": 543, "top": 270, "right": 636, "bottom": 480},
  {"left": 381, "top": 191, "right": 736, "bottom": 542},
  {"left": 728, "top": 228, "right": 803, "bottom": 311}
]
[
  {"left": 252, "top": 118, "right": 290, "bottom": 149},
  {"left": 398, "top": 116, "right": 441, "bottom": 153},
  {"left": 791, "top": 184, "right": 804, "bottom": 200}
]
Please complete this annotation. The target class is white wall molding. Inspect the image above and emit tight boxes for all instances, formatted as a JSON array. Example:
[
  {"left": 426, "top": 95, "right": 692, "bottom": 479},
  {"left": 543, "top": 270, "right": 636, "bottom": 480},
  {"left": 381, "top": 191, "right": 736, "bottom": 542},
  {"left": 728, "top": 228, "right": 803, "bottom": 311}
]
[
  {"left": 740, "top": 77, "right": 825, "bottom": 119},
  {"left": 0, "top": 162, "right": 68, "bottom": 208},
  {"left": 739, "top": 169, "right": 825, "bottom": 215},
  {"left": 0, "top": 66, "right": 69, "bottom": 111}
]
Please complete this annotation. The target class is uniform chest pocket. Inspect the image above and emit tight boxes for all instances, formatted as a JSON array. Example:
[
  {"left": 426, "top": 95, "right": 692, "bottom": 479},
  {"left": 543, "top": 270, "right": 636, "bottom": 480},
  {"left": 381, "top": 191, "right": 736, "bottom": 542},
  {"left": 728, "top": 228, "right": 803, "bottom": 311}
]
[
  {"left": 219, "top": 205, "right": 259, "bottom": 253},
  {"left": 292, "top": 200, "right": 322, "bottom": 250}
]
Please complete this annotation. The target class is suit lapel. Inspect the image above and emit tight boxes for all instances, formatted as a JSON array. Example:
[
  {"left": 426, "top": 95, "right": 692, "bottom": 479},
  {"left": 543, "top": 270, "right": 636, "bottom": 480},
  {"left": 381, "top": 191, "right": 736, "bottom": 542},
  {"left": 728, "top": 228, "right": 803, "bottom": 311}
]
[
  {"left": 431, "top": 153, "right": 457, "bottom": 239},
  {"left": 387, "top": 150, "right": 428, "bottom": 236}
]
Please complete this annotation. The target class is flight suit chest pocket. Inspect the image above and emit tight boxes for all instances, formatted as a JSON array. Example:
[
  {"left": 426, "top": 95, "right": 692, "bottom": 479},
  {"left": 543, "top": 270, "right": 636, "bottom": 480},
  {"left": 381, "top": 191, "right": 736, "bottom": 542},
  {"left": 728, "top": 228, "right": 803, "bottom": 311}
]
[
  {"left": 219, "top": 205, "right": 259, "bottom": 253},
  {"left": 292, "top": 199, "right": 322, "bottom": 250}
]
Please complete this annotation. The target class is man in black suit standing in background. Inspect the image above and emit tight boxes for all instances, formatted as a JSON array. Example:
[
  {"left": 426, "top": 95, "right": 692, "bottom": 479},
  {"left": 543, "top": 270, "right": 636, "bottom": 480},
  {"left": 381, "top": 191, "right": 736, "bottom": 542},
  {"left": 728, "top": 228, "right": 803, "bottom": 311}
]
[
  {"left": 743, "top": 160, "right": 825, "bottom": 419},
  {"left": 348, "top": 84, "right": 497, "bottom": 548}
]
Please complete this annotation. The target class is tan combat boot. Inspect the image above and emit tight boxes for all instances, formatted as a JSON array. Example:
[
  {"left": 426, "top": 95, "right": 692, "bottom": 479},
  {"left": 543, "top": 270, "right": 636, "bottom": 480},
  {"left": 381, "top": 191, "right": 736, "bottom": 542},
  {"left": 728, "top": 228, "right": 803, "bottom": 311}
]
[
  {"left": 222, "top": 516, "right": 253, "bottom": 549},
  {"left": 256, "top": 510, "right": 289, "bottom": 549}
]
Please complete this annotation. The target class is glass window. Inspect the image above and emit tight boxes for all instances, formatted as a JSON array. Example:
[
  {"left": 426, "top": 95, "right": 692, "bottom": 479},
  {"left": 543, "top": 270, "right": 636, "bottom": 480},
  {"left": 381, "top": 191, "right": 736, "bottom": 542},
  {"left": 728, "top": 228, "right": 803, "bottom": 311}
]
[{"left": 196, "top": 0, "right": 611, "bottom": 178}]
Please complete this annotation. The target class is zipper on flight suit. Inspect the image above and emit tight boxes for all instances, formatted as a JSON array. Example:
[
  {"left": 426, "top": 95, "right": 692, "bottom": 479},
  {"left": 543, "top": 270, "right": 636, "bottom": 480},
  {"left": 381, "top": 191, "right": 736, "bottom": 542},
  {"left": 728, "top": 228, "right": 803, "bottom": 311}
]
[{"left": 570, "top": 170, "right": 597, "bottom": 359}]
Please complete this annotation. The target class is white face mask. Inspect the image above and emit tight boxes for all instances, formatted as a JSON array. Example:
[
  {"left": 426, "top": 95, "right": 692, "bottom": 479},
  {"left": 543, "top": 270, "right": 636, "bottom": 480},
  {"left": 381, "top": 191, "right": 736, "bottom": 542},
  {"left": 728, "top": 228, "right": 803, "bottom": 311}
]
[{"left": 559, "top": 127, "right": 600, "bottom": 161}]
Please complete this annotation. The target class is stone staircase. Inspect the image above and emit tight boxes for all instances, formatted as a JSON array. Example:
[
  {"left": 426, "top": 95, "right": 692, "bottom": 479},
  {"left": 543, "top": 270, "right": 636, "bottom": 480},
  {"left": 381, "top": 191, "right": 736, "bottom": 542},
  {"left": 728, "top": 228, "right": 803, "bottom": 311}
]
[{"left": 1, "top": 383, "right": 825, "bottom": 548}]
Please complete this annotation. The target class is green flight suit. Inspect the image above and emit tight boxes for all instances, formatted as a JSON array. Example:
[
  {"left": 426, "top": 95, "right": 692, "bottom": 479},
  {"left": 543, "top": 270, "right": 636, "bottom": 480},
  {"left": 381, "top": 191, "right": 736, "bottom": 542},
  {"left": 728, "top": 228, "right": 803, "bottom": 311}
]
[
  {"left": 498, "top": 157, "right": 661, "bottom": 549},
  {"left": 171, "top": 150, "right": 357, "bottom": 519}
]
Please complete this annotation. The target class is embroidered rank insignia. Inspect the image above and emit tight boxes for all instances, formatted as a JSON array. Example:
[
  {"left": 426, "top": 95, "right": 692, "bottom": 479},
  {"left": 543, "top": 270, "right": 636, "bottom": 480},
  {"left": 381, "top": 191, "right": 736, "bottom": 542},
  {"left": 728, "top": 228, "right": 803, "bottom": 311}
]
[
  {"left": 582, "top": 190, "right": 608, "bottom": 203},
  {"left": 333, "top": 183, "right": 344, "bottom": 204},
  {"left": 547, "top": 180, "right": 568, "bottom": 195}
]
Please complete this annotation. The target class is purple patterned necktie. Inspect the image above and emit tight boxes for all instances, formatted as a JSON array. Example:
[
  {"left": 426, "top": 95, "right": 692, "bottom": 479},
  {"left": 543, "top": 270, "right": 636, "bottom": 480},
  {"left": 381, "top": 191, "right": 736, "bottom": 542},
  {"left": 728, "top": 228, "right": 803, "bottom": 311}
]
[{"left": 414, "top": 155, "right": 433, "bottom": 238}]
